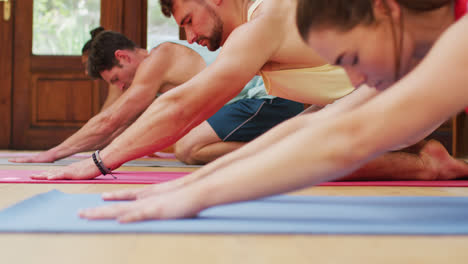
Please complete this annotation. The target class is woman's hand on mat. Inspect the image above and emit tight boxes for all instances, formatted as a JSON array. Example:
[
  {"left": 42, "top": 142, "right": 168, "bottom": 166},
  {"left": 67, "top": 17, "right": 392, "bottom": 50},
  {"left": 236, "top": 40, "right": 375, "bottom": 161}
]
[
  {"left": 9, "top": 152, "right": 56, "bottom": 163},
  {"left": 30, "top": 159, "right": 101, "bottom": 180},
  {"left": 80, "top": 187, "right": 205, "bottom": 222}
]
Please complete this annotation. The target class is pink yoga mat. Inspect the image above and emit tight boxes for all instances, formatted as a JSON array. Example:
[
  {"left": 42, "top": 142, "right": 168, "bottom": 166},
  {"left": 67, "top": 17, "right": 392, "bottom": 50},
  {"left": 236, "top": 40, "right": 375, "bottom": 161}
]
[
  {"left": 0, "top": 169, "right": 467, "bottom": 186},
  {"left": 0, "top": 153, "right": 89, "bottom": 158},
  {"left": 0, "top": 152, "right": 175, "bottom": 159},
  {"left": 0, "top": 170, "right": 188, "bottom": 184},
  {"left": 321, "top": 181, "right": 468, "bottom": 187}
]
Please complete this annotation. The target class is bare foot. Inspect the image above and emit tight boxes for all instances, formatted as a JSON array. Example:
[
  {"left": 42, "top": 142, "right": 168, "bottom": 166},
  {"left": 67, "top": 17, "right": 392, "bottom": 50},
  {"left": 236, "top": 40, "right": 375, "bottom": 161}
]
[
  {"left": 419, "top": 140, "right": 468, "bottom": 180},
  {"left": 399, "top": 139, "right": 428, "bottom": 154}
]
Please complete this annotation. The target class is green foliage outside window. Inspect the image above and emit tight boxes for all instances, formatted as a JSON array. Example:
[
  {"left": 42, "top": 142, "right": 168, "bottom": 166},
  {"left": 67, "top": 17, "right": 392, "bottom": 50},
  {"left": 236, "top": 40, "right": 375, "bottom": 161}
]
[
  {"left": 33, "top": 0, "right": 100, "bottom": 55},
  {"left": 33, "top": 0, "right": 178, "bottom": 55}
]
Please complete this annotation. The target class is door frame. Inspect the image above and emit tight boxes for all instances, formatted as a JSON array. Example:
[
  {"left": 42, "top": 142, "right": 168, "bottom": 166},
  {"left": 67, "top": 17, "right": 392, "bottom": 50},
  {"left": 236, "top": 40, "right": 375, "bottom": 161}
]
[
  {"left": 0, "top": 0, "right": 14, "bottom": 148},
  {"left": 9, "top": 0, "right": 148, "bottom": 149}
]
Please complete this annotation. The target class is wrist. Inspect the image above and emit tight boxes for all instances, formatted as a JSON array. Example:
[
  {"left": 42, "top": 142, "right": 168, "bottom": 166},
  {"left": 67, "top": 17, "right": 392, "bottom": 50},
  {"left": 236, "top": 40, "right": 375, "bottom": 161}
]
[
  {"left": 92, "top": 150, "right": 116, "bottom": 179},
  {"left": 188, "top": 179, "right": 222, "bottom": 212},
  {"left": 44, "top": 148, "right": 61, "bottom": 161},
  {"left": 98, "top": 147, "right": 123, "bottom": 170},
  {"left": 186, "top": 183, "right": 212, "bottom": 214}
]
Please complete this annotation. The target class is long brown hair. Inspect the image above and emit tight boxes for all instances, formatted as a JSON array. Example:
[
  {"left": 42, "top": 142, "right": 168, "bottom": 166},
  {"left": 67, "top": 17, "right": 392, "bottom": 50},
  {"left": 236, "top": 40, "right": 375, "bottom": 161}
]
[
  {"left": 296, "top": 0, "right": 451, "bottom": 82},
  {"left": 296, "top": 0, "right": 451, "bottom": 40}
]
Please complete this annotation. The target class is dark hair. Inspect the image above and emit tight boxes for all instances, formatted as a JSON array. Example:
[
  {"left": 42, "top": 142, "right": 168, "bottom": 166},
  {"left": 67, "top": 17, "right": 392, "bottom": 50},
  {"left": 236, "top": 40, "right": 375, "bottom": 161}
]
[
  {"left": 296, "top": 0, "right": 451, "bottom": 40},
  {"left": 81, "top": 26, "right": 105, "bottom": 54},
  {"left": 87, "top": 31, "right": 137, "bottom": 79},
  {"left": 159, "top": 0, "right": 203, "bottom": 18},
  {"left": 159, "top": 0, "right": 174, "bottom": 17}
]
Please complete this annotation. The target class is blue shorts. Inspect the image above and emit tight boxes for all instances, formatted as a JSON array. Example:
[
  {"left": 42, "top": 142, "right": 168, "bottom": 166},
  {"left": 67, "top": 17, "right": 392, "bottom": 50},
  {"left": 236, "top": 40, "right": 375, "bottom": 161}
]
[{"left": 207, "top": 98, "right": 304, "bottom": 142}]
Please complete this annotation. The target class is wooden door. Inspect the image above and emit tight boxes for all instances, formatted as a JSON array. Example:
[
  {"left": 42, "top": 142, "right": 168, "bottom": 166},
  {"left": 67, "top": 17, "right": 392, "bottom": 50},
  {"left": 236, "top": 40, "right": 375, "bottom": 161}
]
[
  {"left": 0, "top": 0, "right": 13, "bottom": 148},
  {"left": 11, "top": 0, "right": 100, "bottom": 149},
  {"left": 10, "top": 0, "right": 146, "bottom": 150}
]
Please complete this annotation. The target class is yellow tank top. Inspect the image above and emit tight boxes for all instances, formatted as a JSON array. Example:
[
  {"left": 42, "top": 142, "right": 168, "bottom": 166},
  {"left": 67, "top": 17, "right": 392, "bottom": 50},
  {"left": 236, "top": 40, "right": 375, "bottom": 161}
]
[{"left": 247, "top": 0, "right": 354, "bottom": 105}]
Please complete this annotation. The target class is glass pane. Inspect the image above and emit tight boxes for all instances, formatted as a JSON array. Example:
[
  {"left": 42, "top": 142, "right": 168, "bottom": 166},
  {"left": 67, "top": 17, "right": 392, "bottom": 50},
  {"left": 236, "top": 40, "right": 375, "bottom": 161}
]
[
  {"left": 33, "top": 0, "right": 101, "bottom": 55},
  {"left": 147, "top": 0, "right": 179, "bottom": 49}
]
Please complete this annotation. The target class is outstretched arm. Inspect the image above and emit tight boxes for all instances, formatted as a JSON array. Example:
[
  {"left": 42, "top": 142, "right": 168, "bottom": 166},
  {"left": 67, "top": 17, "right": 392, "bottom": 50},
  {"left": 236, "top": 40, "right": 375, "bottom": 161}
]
[
  {"left": 100, "top": 85, "right": 124, "bottom": 111},
  {"left": 9, "top": 88, "right": 149, "bottom": 163},
  {"left": 196, "top": 17, "right": 468, "bottom": 205},
  {"left": 181, "top": 16, "right": 468, "bottom": 208},
  {"left": 99, "top": 18, "right": 286, "bottom": 168},
  {"left": 37, "top": 15, "right": 285, "bottom": 180},
  {"left": 21, "top": 44, "right": 188, "bottom": 164},
  {"left": 80, "top": 17, "right": 468, "bottom": 221},
  {"left": 104, "top": 84, "right": 378, "bottom": 201}
]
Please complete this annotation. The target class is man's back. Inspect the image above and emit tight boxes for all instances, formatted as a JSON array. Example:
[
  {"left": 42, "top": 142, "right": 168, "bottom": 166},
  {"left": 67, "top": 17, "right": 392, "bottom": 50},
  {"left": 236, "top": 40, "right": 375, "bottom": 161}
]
[{"left": 246, "top": 0, "right": 326, "bottom": 70}]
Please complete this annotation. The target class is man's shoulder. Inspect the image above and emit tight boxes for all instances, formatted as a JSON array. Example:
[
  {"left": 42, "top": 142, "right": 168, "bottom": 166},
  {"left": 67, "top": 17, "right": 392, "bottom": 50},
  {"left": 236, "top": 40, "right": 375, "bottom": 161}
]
[
  {"left": 148, "top": 42, "right": 189, "bottom": 60},
  {"left": 150, "top": 41, "right": 181, "bottom": 53},
  {"left": 250, "top": 0, "right": 293, "bottom": 18},
  {"left": 151, "top": 41, "right": 201, "bottom": 55},
  {"left": 147, "top": 41, "right": 205, "bottom": 67}
]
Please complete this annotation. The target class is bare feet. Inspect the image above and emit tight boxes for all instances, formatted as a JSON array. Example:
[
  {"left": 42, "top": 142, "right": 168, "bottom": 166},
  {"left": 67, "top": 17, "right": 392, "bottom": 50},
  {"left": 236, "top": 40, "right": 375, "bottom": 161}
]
[
  {"left": 419, "top": 140, "right": 468, "bottom": 180},
  {"left": 339, "top": 139, "right": 468, "bottom": 181}
]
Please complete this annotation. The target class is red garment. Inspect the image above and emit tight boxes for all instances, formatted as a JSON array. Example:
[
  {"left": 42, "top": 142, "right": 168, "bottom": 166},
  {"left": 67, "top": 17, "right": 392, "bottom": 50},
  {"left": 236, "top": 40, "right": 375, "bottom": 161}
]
[
  {"left": 455, "top": 0, "right": 468, "bottom": 113},
  {"left": 455, "top": 0, "right": 468, "bottom": 20}
]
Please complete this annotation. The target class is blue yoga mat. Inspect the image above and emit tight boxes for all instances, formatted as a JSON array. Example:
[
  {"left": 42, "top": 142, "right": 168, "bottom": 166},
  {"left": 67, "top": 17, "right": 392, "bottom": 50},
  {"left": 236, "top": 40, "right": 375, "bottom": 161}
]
[{"left": 1, "top": 190, "right": 468, "bottom": 235}]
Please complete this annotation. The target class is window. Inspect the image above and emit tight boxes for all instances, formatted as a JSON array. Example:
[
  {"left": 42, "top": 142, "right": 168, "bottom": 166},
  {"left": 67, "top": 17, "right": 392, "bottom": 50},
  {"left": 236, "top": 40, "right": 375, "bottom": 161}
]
[
  {"left": 147, "top": 0, "right": 179, "bottom": 49},
  {"left": 33, "top": 0, "right": 100, "bottom": 55}
]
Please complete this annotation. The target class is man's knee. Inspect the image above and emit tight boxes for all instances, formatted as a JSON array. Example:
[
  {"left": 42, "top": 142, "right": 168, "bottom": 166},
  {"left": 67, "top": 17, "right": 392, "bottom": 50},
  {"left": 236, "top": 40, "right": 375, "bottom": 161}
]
[
  {"left": 174, "top": 140, "right": 195, "bottom": 164},
  {"left": 176, "top": 146, "right": 210, "bottom": 165},
  {"left": 175, "top": 122, "right": 221, "bottom": 164}
]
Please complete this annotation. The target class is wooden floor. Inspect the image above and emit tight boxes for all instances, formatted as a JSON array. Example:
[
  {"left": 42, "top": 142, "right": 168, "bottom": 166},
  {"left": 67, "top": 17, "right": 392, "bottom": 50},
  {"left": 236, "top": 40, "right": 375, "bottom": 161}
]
[{"left": 1, "top": 153, "right": 468, "bottom": 264}]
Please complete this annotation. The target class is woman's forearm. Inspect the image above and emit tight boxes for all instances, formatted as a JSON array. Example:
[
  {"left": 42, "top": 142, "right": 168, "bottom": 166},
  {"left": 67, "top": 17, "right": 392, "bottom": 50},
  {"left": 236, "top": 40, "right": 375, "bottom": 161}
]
[
  {"left": 189, "top": 115, "right": 368, "bottom": 208},
  {"left": 181, "top": 18, "right": 468, "bottom": 208}
]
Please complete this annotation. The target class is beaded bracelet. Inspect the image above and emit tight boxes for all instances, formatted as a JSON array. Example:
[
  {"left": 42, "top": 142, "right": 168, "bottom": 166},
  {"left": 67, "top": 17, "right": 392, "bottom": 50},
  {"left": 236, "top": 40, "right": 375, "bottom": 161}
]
[{"left": 92, "top": 150, "right": 116, "bottom": 179}]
